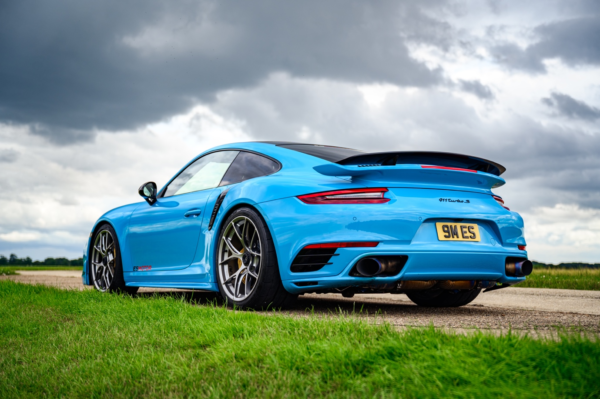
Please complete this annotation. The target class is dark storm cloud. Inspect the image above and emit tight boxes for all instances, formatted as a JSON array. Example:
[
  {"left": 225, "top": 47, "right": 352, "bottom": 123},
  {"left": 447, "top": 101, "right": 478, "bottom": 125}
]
[
  {"left": 458, "top": 79, "right": 494, "bottom": 100},
  {"left": 209, "top": 77, "right": 600, "bottom": 209},
  {"left": 0, "top": 0, "right": 450, "bottom": 141},
  {"left": 542, "top": 92, "right": 600, "bottom": 120},
  {"left": 491, "top": 15, "right": 600, "bottom": 72}
]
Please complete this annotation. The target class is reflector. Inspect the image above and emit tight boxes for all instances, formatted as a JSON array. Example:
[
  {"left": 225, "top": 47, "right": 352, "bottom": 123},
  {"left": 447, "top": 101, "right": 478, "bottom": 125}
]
[{"left": 303, "top": 242, "right": 379, "bottom": 249}]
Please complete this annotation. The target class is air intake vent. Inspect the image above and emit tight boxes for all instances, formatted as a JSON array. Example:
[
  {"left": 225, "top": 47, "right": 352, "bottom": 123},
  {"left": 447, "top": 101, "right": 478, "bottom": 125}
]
[
  {"left": 357, "top": 164, "right": 381, "bottom": 167},
  {"left": 290, "top": 248, "right": 338, "bottom": 273}
]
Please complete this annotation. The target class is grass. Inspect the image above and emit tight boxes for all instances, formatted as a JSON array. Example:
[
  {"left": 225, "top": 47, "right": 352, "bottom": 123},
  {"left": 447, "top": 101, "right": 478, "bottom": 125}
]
[
  {"left": 516, "top": 268, "right": 600, "bottom": 291},
  {"left": 0, "top": 266, "right": 82, "bottom": 276},
  {"left": 0, "top": 281, "right": 599, "bottom": 398}
]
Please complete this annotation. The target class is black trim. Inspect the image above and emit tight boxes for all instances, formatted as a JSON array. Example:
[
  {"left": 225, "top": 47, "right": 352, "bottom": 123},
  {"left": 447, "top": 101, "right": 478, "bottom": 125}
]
[
  {"left": 208, "top": 189, "right": 229, "bottom": 231},
  {"left": 338, "top": 151, "right": 506, "bottom": 176},
  {"left": 290, "top": 248, "right": 338, "bottom": 273},
  {"left": 276, "top": 143, "right": 364, "bottom": 163},
  {"left": 293, "top": 281, "right": 319, "bottom": 287},
  {"left": 483, "top": 283, "right": 511, "bottom": 293}
]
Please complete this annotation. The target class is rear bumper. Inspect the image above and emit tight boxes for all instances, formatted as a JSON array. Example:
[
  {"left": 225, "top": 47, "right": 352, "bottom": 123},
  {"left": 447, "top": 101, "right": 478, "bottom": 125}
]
[
  {"left": 282, "top": 248, "right": 526, "bottom": 294},
  {"left": 257, "top": 191, "right": 527, "bottom": 294}
]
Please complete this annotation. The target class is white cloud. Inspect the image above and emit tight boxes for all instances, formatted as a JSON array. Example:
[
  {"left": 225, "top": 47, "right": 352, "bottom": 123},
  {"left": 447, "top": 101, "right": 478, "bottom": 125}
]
[
  {"left": 0, "top": 107, "right": 251, "bottom": 259},
  {"left": 522, "top": 204, "right": 600, "bottom": 262}
]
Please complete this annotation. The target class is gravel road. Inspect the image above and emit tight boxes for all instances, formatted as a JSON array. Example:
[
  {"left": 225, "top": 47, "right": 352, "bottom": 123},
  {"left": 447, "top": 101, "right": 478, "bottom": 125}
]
[{"left": 3, "top": 270, "right": 599, "bottom": 335}]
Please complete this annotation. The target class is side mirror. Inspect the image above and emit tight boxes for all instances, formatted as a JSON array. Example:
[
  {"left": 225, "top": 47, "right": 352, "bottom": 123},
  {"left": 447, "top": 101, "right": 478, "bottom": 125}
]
[{"left": 138, "top": 182, "right": 157, "bottom": 205}]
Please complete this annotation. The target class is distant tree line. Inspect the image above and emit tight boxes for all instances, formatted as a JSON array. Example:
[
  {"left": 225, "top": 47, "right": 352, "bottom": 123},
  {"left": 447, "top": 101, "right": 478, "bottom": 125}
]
[
  {"left": 0, "top": 254, "right": 83, "bottom": 266},
  {"left": 533, "top": 261, "right": 600, "bottom": 269}
]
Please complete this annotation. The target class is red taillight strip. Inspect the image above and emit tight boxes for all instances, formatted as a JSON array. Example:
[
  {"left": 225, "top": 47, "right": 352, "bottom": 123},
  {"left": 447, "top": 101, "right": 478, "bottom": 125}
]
[
  {"left": 421, "top": 165, "right": 477, "bottom": 173},
  {"left": 493, "top": 195, "right": 510, "bottom": 210},
  {"left": 518, "top": 245, "right": 526, "bottom": 251},
  {"left": 304, "top": 242, "right": 379, "bottom": 249},
  {"left": 298, "top": 188, "right": 390, "bottom": 204}
]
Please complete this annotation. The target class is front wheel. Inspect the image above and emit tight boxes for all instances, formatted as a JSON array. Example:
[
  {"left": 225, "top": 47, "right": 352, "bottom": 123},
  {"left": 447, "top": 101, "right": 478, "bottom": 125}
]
[
  {"left": 406, "top": 288, "right": 481, "bottom": 307},
  {"left": 90, "top": 224, "right": 138, "bottom": 295},
  {"left": 216, "top": 207, "right": 297, "bottom": 309}
]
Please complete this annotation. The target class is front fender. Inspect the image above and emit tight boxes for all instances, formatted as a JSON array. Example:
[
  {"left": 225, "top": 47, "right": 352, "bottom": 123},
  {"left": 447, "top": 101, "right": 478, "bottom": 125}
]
[{"left": 82, "top": 202, "right": 143, "bottom": 285}]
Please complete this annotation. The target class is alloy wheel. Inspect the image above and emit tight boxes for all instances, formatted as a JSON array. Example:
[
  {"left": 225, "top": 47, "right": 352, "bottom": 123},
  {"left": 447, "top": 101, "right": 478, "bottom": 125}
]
[
  {"left": 91, "top": 229, "right": 116, "bottom": 292},
  {"left": 217, "top": 216, "right": 262, "bottom": 301}
]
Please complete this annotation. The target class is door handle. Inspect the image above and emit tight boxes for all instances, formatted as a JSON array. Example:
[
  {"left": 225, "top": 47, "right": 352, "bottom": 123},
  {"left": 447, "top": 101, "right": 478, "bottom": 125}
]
[{"left": 184, "top": 209, "right": 202, "bottom": 218}]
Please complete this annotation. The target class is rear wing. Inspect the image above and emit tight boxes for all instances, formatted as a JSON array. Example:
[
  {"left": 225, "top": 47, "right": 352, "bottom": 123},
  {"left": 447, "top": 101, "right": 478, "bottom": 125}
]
[
  {"left": 313, "top": 151, "right": 506, "bottom": 190},
  {"left": 337, "top": 151, "right": 505, "bottom": 176}
]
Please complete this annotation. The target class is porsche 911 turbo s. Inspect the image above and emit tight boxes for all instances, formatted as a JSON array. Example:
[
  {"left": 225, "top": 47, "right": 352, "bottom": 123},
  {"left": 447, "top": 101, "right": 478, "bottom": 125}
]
[{"left": 83, "top": 142, "right": 531, "bottom": 308}]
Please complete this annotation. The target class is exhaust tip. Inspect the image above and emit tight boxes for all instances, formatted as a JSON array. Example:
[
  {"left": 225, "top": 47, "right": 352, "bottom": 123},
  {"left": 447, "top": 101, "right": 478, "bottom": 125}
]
[
  {"left": 506, "top": 258, "right": 533, "bottom": 277},
  {"left": 518, "top": 260, "right": 533, "bottom": 276},
  {"left": 355, "top": 258, "right": 382, "bottom": 277}
]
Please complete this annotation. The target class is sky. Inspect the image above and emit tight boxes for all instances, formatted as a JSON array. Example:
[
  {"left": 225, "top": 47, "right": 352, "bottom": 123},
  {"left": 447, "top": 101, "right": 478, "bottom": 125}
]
[{"left": 0, "top": 0, "right": 599, "bottom": 263}]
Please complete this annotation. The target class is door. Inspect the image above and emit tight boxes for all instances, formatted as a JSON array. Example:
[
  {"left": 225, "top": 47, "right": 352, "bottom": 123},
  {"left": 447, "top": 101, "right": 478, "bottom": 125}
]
[{"left": 127, "top": 151, "right": 239, "bottom": 271}]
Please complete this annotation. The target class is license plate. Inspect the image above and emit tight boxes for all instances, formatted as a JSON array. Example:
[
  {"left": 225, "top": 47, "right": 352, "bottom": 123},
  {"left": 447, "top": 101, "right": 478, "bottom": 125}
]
[{"left": 435, "top": 223, "right": 480, "bottom": 242}]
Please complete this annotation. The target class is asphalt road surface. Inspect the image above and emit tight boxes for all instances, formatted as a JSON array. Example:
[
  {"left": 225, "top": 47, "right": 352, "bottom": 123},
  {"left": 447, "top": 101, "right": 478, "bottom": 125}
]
[{"left": 3, "top": 270, "right": 599, "bottom": 336}]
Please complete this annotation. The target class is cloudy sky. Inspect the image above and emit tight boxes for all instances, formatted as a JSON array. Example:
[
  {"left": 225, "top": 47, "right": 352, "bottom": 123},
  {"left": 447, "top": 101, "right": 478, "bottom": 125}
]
[{"left": 1, "top": 0, "right": 599, "bottom": 262}]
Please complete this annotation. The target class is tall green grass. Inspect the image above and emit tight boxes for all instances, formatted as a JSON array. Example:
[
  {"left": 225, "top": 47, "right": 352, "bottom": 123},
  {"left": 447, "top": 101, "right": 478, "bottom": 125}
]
[
  {"left": 517, "top": 268, "right": 600, "bottom": 291},
  {"left": 0, "top": 281, "right": 598, "bottom": 398}
]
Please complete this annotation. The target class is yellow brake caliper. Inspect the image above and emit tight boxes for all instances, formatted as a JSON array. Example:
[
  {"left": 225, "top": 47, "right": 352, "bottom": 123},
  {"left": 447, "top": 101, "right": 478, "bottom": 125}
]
[{"left": 238, "top": 248, "right": 246, "bottom": 283}]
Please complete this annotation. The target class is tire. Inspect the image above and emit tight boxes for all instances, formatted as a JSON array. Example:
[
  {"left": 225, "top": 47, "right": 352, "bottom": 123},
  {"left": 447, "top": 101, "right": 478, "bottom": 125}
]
[
  {"left": 215, "top": 207, "right": 297, "bottom": 310},
  {"left": 406, "top": 288, "right": 481, "bottom": 307},
  {"left": 90, "top": 224, "right": 138, "bottom": 295}
]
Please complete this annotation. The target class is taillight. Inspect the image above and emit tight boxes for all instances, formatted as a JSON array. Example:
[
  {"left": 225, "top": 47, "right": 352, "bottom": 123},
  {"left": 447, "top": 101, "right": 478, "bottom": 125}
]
[
  {"left": 304, "top": 242, "right": 379, "bottom": 249},
  {"left": 493, "top": 195, "right": 510, "bottom": 210},
  {"left": 518, "top": 245, "right": 526, "bottom": 251},
  {"left": 298, "top": 188, "right": 389, "bottom": 204}
]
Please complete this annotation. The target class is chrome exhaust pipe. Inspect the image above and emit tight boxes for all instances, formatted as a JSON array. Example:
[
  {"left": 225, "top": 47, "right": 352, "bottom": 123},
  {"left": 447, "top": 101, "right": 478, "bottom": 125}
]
[
  {"left": 353, "top": 256, "right": 407, "bottom": 277},
  {"left": 506, "top": 259, "right": 533, "bottom": 277},
  {"left": 355, "top": 257, "right": 384, "bottom": 277}
]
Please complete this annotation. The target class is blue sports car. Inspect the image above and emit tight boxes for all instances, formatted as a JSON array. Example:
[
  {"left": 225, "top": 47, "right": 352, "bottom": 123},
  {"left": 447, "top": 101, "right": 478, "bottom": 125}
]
[{"left": 83, "top": 142, "right": 531, "bottom": 308}]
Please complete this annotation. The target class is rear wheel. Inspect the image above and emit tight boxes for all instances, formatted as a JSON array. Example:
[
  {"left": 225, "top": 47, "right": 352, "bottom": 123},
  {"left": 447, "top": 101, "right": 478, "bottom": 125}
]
[
  {"left": 406, "top": 288, "right": 481, "bottom": 307},
  {"left": 90, "top": 224, "right": 138, "bottom": 295},
  {"left": 216, "top": 207, "right": 297, "bottom": 309}
]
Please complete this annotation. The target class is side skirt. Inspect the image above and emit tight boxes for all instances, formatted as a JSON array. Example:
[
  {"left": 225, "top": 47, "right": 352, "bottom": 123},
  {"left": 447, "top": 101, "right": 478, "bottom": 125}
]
[{"left": 125, "top": 282, "right": 219, "bottom": 291}]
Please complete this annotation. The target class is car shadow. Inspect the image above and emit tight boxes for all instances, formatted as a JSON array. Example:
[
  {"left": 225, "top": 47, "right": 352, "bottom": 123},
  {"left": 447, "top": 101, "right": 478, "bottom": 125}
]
[{"left": 134, "top": 289, "right": 493, "bottom": 318}]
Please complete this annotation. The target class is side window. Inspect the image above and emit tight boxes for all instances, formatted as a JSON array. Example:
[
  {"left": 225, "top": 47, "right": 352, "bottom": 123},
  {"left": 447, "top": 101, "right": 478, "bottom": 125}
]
[
  {"left": 219, "top": 151, "right": 280, "bottom": 186},
  {"left": 163, "top": 151, "right": 239, "bottom": 197}
]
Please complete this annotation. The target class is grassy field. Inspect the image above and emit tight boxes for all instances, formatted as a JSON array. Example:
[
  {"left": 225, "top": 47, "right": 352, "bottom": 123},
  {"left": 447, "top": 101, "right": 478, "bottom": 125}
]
[
  {"left": 517, "top": 268, "right": 600, "bottom": 291},
  {"left": 1, "top": 281, "right": 598, "bottom": 398},
  {"left": 0, "top": 266, "right": 82, "bottom": 275}
]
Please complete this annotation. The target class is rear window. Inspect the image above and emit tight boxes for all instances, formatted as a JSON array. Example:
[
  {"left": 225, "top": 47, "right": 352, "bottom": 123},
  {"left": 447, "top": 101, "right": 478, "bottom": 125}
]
[
  {"left": 219, "top": 151, "right": 280, "bottom": 186},
  {"left": 277, "top": 144, "right": 364, "bottom": 163}
]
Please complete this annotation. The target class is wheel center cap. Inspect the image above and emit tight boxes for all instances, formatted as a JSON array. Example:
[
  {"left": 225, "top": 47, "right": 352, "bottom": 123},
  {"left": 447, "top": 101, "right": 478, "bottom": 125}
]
[{"left": 242, "top": 252, "right": 251, "bottom": 265}]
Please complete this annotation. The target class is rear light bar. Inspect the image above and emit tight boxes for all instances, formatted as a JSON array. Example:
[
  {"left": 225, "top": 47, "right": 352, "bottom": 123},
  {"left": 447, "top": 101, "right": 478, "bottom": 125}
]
[
  {"left": 298, "top": 188, "right": 389, "bottom": 204},
  {"left": 421, "top": 165, "right": 477, "bottom": 173},
  {"left": 518, "top": 245, "right": 526, "bottom": 251},
  {"left": 304, "top": 242, "right": 379, "bottom": 249},
  {"left": 493, "top": 195, "right": 510, "bottom": 210}
]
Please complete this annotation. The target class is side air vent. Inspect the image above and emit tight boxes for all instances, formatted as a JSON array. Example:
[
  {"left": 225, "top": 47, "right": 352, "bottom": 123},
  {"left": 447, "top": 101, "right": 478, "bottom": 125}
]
[
  {"left": 290, "top": 248, "right": 338, "bottom": 273},
  {"left": 357, "top": 164, "right": 381, "bottom": 167}
]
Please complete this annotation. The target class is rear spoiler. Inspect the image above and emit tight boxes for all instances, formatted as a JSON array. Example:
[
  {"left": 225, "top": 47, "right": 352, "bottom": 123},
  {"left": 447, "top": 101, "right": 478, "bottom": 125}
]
[
  {"left": 337, "top": 151, "right": 505, "bottom": 176},
  {"left": 313, "top": 151, "right": 506, "bottom": 190}
]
